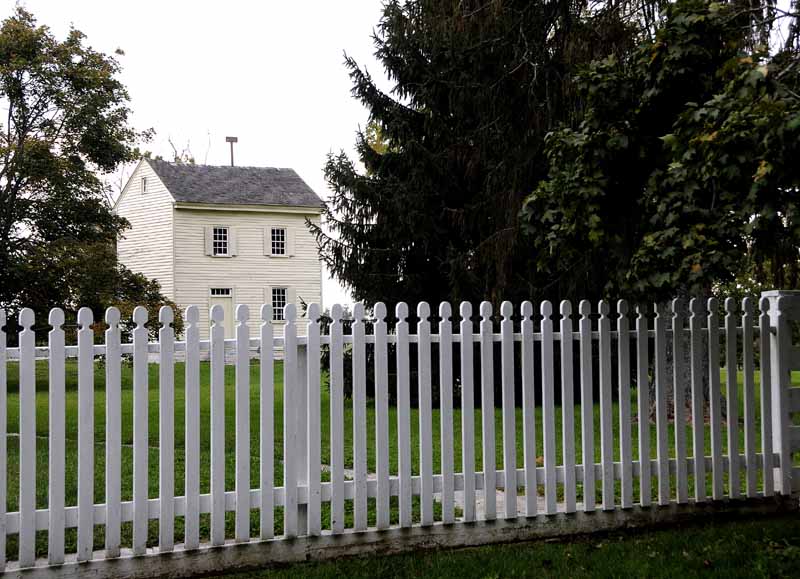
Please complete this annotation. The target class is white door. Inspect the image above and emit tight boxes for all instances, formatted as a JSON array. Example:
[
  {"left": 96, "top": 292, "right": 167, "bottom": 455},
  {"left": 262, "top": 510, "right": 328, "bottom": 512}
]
[{"left": 209, "top": 288, "right": 234, "bottom": 338}]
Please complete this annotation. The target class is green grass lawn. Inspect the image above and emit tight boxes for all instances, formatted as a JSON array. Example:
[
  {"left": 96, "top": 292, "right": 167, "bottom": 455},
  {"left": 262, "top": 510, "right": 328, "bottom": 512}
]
[
  {"left": 227, "top": 514, "right": 800, "bottom": 578},
  {"left": 2, "top": 359, "right": 797, "bottom": 560}
]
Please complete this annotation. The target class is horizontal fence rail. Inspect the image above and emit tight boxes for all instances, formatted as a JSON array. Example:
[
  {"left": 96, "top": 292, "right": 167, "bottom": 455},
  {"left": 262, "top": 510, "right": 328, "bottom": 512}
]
[{"left": 0, "top": 293, "right": 798, "bottom": 572}]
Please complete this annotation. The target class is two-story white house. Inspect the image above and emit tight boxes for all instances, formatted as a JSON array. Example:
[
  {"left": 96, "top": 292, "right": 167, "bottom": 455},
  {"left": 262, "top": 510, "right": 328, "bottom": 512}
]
[{"left": 114, "top": 158, "right": 324, "bottom": 338}]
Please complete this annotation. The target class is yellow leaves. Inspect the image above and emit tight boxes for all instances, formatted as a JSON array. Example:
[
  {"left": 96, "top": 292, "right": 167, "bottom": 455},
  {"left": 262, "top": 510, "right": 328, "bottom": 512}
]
[
  {"left": 697, "top": 131, "right": 718, "bottom": 142},
  {"left": 691, "top": 263, "right": 702, "bottom": 273},
  {"left": 754, "top": 159, "right": 772, "bottom": 182}
]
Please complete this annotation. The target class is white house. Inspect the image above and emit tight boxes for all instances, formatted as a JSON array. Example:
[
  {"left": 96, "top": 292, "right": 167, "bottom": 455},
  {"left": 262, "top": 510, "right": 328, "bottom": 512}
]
[{"left": 114, "top": 158, "right": 324, "bottom": 338}]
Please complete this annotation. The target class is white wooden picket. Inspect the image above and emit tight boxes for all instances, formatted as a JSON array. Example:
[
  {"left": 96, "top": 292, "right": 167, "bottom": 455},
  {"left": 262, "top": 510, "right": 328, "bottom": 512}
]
[{"left": 0, "top": 291, "right": 797, "bottom": 572}]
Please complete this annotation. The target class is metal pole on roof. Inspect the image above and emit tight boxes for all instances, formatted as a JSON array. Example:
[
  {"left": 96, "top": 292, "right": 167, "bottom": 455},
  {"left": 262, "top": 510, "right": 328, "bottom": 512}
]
[{"left": 225, "top": 136, "right": 238, "bottom": 166}]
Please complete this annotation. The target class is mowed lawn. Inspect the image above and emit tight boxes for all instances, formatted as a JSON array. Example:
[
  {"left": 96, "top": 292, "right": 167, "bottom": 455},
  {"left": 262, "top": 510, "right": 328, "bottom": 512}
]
[{"left": 2, "top": 359, "right": 797, "bottom": 559}]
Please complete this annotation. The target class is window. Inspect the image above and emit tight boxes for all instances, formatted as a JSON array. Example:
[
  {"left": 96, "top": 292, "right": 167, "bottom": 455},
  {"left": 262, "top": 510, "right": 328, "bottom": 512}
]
[
  {"left": 212, "top": 227, "right": 229, "bottom": 256},
  {"left": 141, "top": 177, "right": 148, "bottom": 193},
  {"left": 209, "top": 288, "right": 232, "bottom": 296},
  {"left": 271, "top": 227, "right": 286, "bottom": 255},
  {"left": 271, "top": 287, "right": 287, "bottom": 321}
]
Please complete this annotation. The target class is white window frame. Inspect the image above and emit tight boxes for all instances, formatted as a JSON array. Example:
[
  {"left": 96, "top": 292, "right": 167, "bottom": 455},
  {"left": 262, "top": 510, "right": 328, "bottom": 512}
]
[
  {"left": 212, "top": 226, "right": 229, "bottom": 257},
  {"left": 271, "top": 287, "right": 287, "bottom": 321},
  {"left": 271, "top": 227, "right": 287, "bottom": 256},
  {"left": 141, "top": 176, "right": 148, "bottom": 193},
  {"left": 209, "top": 287, "right": 232, "bottom": 297}
]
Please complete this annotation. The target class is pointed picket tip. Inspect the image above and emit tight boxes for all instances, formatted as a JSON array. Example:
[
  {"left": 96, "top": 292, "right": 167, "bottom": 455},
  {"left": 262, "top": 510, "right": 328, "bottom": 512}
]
[
  {"left": 521, "top": 301, "right": 534, "bottom": 318},
  {"left": 307, "top": 303, "right": 321, "bottom": 321},
  {"left": 439, "top": 301, "right": 452, "bottom": 320},
  {"left": 417, "top": 301, "right": 430, "bottom": 319},
  {"left": 49, "top": 307, "right": 66, "bottom": 327},
  {"left": 235, "top": 304, "right": 250, "bottom": 322},
  {"left": 396, "top": 302, "right": 409, "bottom": 320},
  {"left": 260, "top": 303, "right": 273, "bottom": 322},
  {"left": 159, "top": 305, "right": 174, "bottom": 324},
  {"left": 185, "top": 305, "right": 200, "bottom": 324},
  {"left": 579, "top": 300, "right": 591, "bottom": 317},
  {"left": 459, "top": 301, "right": 472, "bottom": 319},
  {"left": 374, "top": 302, "right": 387, "bottom": 321},
  {"left": 500, "top": 301, "right": 513, "bottom": 318},
  {"left": 77, "top": 307, "right": 93, "bottom": 327},
  {"left": 617, "top": 299, "right": 629, "bottom": 316},
  {"left": 559, "top": 300, "right": 571, "bottom": 317},
  {"left": 540, "top": 300, "right": 553, "bottom": 318},
  {"left": 330, "top": 303, "right": 343, "bottom": 322},
  {"left": 133, "top": 305, "right": 148, "bottom": 326},
  {"left": 210, "top": 304, "right": 225, "bottom": 324},
  {"left": 479, "top": 301, "right": 492, "bottom": 318}
]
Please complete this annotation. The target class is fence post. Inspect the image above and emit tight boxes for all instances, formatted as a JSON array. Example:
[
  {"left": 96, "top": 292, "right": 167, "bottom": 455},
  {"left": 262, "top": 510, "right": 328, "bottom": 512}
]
[{"left": 762, "top": 290, "right": 800, "bottom": 496}]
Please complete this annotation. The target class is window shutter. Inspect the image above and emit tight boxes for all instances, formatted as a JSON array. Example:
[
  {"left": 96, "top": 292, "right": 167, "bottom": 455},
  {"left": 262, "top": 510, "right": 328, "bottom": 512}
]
[
  {"left": 204, "top": 226, "right": 212, "bottom": 256},
  {"left": 229, "top": 227, "right": 237, "bottom": 256},
  {"left": 287, "top": 228, "right": 296, "bottom": 257},
  {"left": 263, "top": 228, "right": 271, "bottom": 256}
]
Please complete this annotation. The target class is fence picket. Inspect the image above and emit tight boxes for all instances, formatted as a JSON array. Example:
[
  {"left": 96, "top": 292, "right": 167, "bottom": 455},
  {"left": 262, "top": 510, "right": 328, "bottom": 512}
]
[
  {"left": 579, "top": 301, "right": 595, "bottom": 511},
  {"left": 48, "top": 309, "right": 66, "bottom": 564},
  {"left": 374, "top": 303, "right": 390, "bottom": 529},
  {"left": 741, "top": 298, "right": 757, "bottom": 498},
  {"left": 707, "top": 298, "right": 724, "bottom": 500},
  {"left": 758, "top": 297, "right": 773, "bottom": 496},
  {"left": 396, "top": 303, "right": 412, "bottom": 527},
  {"left": 418, "top": 302, "right": 434, "bottom": 526},
  {"left": 459, "top": 303, "right": 476, "bottom": 522},
  {"left": 617, "top": 301, "right": 632, "bottom": 509},
  {"left": 283, "top": 304, "right": 298, "bottom": 537},
  {"left": 352, "top": 303, "right": 368, "bottom": 531},
  {"left": 479, "top": 302, "right": 496, "bottom": 520},
  {"left": 77, "top": 307, "right": 94, "bottom": 562},
  {"left": 689, "top": 298, "right": 706, "bottom": 502},
  {"left": 0, "top": 310, "right": 5, "bottom": 572},
  {"left": 210, "top": 304, "right": 226, "bottom": 544},
  {"left": 542, "top": 302, "right": 557, "bottom": 514},
  {"left": 235, "top": 305, "right": 251, "bottom": 541},
  {"left": 521, "top": 302, "right": 537, "bottom": 517},
  {"left": 159, "top": 307, "right": 175, "bottom": 551},
  {"left": 636, "top": 305, "right": 651, "bottom": 507},
  {"left": 19, "top": 309, "right": 36, "bottom": 567},
  {"left": 132, "top": 307, "right": 149, "bottom": 555},
  {"left": 598, "top": 301, "right": 614, "bottom": 510},
  {"left": 259, "top": 305, "right": 275, "bottom": 539},
  {"left": 672, "top": 299, "right": 689, "bottom": 504},
  {"left": 306, "top": 304, "right": 322, "bottom": 536},
  {"left": 559, "top": 301, "right": 576, "bottom": 514},
  {"left": 500, "top": 302, "right": 517, "bottom": 518},
  {"left": 104, "top": 308, "right": 121, "bottom": 558},
  {"left": 724, "top": 299, "right": 740, "bottom": 499},
  {"left": 184, "top": 306, "right": 201, "bottom": 549},
  {"left": 439, "top": 302, "right": 455, "bottom": 524},
  {"left": 326, "top": 306, "right": 343, "bottom": 532},
  {"left": 654, "top": 302, "right": 670, "bottom": 506}
]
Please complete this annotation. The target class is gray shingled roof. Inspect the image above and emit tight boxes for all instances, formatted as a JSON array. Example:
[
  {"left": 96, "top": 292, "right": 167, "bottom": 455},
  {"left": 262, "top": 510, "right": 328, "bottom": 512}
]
[{"left": 145, "top": 158, "right": 324, "bottom": 208}]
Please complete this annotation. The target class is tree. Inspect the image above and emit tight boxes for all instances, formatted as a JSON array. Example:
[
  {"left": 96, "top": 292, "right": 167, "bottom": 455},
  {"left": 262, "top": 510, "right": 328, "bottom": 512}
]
[
  {"left": 0, "top": 8, "right": 174, "bottom": 330},
  {"left": 313, "top": 0, "right": 653, "bottom": 308}
]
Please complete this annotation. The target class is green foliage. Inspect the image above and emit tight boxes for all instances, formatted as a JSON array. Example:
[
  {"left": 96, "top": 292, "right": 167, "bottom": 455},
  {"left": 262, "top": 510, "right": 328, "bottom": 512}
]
[
  {"left": 521, "top": 0, "right": 800, "bottom": 302},
  {"left": 0, "top": 8, "right": 173, "bottom": 330}
]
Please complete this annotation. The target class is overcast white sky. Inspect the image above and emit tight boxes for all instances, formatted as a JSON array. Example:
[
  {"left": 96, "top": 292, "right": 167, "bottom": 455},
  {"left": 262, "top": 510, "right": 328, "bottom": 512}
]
[{"left": 5, "top": 0, "right": 390, "bottom": 307}]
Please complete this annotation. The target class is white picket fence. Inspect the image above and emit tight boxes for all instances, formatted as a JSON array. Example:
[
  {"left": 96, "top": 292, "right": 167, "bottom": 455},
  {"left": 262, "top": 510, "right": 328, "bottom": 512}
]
[{"left": 0, "top": 291, "right": 799, "bottom": 573}]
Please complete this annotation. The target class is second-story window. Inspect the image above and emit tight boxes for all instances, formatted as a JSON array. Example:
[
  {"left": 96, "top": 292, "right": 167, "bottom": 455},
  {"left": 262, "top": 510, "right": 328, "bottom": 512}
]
[
  {"left": 141, "top": 176, "right": 148, "bottom": 193},
  {"left": 271, "top": 227, "right": 286, "bottom": 255},
  {"left": 212, "top": 226, "right": 229, "bottom": 256}
]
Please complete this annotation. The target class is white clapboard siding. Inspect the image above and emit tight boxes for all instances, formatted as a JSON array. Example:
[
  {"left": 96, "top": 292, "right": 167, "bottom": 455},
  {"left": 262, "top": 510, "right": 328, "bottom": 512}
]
[
  {"left": 459, "top": 303, "right": 477, "bottom": 522},
  {"left": 439, "top": 302, "right": 455, "bottom": 524},
  {"left": 235, "top": 305, "right": 251, "bottom": 541},
  {"left": 633, "top": 305, "right": 651, "bottom": 507},
  {"left": 418, "top": 302, "right": 434, "bottom": 526},
  {"left": 579, "top": 301, "right": 595, "bottom": 511},
  {"left": 184, "top": 306, "right": 201, "bottom": 549},
  {"left": 132, "top": 306, "right": 149, "bottom": 555},
  {"left": 672, "top": 299, "right": 689, "bottom": 504},
  {"left": 396, "top": 303, "right": 413, "bottom": 527},
  {"left": 374, "top": 303, "right": 390, "bottom": 529},
  {"left": 689, "top": 298, "right": 706, "bottom": 502},
  {"left": 724, "top": 299, "right": 740, "bottom": 499},
  {"left": 306, "top": 304, "right": 322, "bottom": 536},
  {"left": 741, "top": 298, "right": 757, "bottom": 498},
  {"left": 521, "top": 302, "right": 538, "bottom": 517},
  {"left": 329, "top": 305, "right": 345, "bottom": 533},
  {"left": 352, "top": 303, "right": 368, "bottom": 531},
  {"left": 210, "top": 304, "right": 226, "bottom": 544},
  {"left": 283, "top": 304, "right": 298, "bottom": 537},
  {"left": 541, "top": 302, "right": 557, "bottom": 514},
  {"left": 758, "top": 297, "right": 774, "bottom": 496},
  {"left": 500, "top": 302, "right": 517, "bottom": 518},
  {"left": 259, "top": 304, "right": 275, "bottom": 539},
  {"left": 48, "top": 309, "right": 66, "bottom": 564},
  {"left": 559, "top": 301, "right": 576, "bottom": 514},
  {"left": 19, "top": 309, "right": 36, "bottom": 567},
  {"left": 77, "top": 308, "right": 94, "bottom": 562},
  {"left": 598, "top": 301, "right": 614, "bottom": 511},
  {"left": 159, "top": 307, "right": 176, "bottom": 551},
  {"left": 616, "top": 301, "right": 632, "bottom": 509},
  {"left": 707, "top": 298, "right": 724, "bottom": 500},
  {"left": 654, "top": 302, "right": 670, "bottom": 506},
  {"left": 479, "top": 302, "right": 496, "bottom": 520}
]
